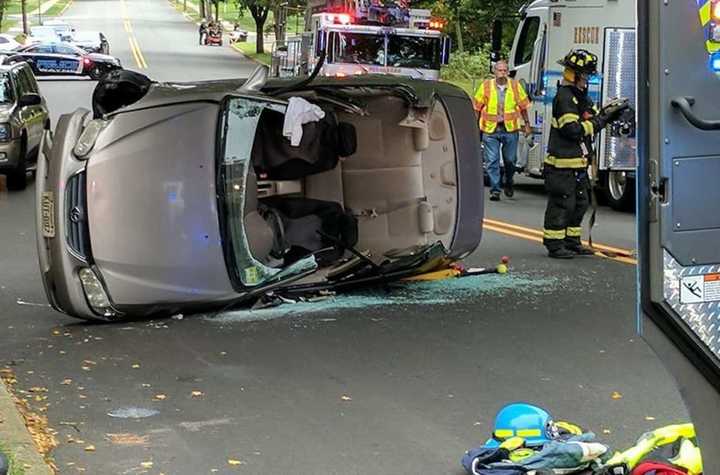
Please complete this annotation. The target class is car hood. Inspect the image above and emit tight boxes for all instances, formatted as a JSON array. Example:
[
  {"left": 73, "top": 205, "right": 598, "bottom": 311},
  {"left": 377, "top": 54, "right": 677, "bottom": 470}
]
[
  {"left": 87, "top": 52, "right": 116, "bottom": 62},
  {"left": 85, "top": 101, "right": 236, "bottom": 306}
]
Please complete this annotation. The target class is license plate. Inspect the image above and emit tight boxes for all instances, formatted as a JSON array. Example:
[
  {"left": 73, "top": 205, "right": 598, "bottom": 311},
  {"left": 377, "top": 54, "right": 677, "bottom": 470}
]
[{"left": 41, "top": 191, "right": 55, "bottom": 238}]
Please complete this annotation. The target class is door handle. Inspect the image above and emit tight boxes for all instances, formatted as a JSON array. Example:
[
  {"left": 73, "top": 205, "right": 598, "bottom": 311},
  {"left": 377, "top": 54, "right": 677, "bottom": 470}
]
[{"left": 671, "top": 96, "right": 720, "bottom": 131}]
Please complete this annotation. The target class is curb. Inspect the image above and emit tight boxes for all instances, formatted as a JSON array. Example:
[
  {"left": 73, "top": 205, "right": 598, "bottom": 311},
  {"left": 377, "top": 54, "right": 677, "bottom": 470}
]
[
  {"left": 0, "top": 379, "right": 53, "bottom": 475},
  {"left": 58, "top": 0, "right": 74, "bottom": 17},
  {"left": 230, "top": 42, "right": 268, "bottom": 66}
]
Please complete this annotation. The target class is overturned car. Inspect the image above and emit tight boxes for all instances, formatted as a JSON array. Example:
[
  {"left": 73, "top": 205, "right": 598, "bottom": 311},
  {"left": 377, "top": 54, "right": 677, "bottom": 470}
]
[{"left": 35, "top": 68, "right": 483, "bottom": 321}]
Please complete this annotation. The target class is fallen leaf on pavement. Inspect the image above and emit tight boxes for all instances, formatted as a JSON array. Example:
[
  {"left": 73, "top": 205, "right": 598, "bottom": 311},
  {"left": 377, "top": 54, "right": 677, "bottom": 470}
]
[
  {"left": 140, "top": 461, "right": 153, "bottom": 468},
  {"left": 611, "top": 391, "right": 623, "bottom": 400},
  {"left": 645, "top": 416, "right": 656, "bottom": 421},
  {"left": 131, "top": 364, "right": 141, "bottom": 369},
  {"left": 340, "top": 395, "right": 352, "bottom": 401},
  {"left": 153, "top": 394, "right": 167, "bottom": 401},
  {"left": 602, "top": 429, "right": 612, "bottom": 434},
  {"left": 61, "top": 379, "right": 72, "bottom": 385},
  {"left": 141, "top": 384, "right": 151, "bottom": 388},
  {"left": 84, "top": 445, "right": 96, "bottom": 452},
  {"left": 29, "top": 387, "right": 48, "bottom": 393},
  {"left": 82, "top": 360, "right": 97, "bottom": 366},
  {"left": 81, "top": 366, "right": 91, "bottom": 372},
  {"left": 191, "top": 391, "right": 204, "bottom": 398},
  {"left": 228, "top": 459, "right": 244, "bottom": 466}
]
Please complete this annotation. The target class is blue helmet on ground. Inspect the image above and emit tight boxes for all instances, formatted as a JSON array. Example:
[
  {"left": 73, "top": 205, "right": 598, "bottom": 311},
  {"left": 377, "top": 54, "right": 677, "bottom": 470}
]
[{"left": 484, "top": 403, "right": 553, "bottom": 448}]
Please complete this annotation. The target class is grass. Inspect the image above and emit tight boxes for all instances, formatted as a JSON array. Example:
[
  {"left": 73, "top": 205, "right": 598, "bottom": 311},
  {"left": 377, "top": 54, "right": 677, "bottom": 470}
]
[
  {"left": 232, "top": 40, "right": 270, "bottom": 65},
  {"left": 0, "top": 0, "right": 74, "bottom": 34},
  {"left": 0, "top": 445, "right": 27, "bottom": 475},
  {"left": 173, "top": 0, "right": 303, "bottom": 36}
]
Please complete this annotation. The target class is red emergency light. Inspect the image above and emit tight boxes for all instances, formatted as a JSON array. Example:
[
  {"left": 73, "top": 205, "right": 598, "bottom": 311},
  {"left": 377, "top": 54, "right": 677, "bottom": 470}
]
[
  {"left": 429, "top": 19, "right": 445, "bottom": 29},
  {"left": 327, "top": 13, "right": 352, "bottom": 24}
]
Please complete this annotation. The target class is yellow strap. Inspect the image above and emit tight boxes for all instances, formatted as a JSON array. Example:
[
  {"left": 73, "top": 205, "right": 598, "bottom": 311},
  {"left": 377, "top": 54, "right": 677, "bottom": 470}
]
[
  {"left": 544, "top": 156, "right": 588, "bottom": 168},
  {"left": 566, "top": 227, "right": 582, "bottom": 238},
  {"left": 707, "top": 40, "right": 720, "bottom": 53},
  {"left": 543, "top": 229, "right": 566, "bottom": 240},
  {"left": 557, "top": 113, "right": 580, "bottom": 128},
  {"left": 582, "top": 120, "right": 594, "bottom": 136},
  {"left": 669, "top": 439, "right": 703, "bottom": 475},
  {"left": 499, "top": 437, "right": 525, "bottom": 451},
  {"left": 700, "top": 0, "right": 711, "bottom": 26},
  {"left": 494, "top": 429, "right": 514, "bottom": 439}
]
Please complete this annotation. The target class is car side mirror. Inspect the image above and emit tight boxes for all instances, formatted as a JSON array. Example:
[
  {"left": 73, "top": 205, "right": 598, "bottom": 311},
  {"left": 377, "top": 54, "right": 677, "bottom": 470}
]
[{"left": 18, "top": 93, "right": 41, "bottom": 107}]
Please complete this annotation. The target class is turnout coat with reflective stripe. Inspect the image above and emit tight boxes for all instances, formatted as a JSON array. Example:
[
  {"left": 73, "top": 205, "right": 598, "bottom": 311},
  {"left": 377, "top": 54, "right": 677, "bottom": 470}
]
[
  {"left": 475, "top": 79, "right": 530, "bottom": 134},
  {"left": 546, "top": 84, "right": 601, "bottom": 169}
]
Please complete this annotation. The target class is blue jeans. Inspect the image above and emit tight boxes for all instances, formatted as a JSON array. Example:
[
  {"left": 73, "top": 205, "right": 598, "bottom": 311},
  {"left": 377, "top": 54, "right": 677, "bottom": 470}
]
[{"left": 483, "top": 129, "right": 519, "bottom": 194}]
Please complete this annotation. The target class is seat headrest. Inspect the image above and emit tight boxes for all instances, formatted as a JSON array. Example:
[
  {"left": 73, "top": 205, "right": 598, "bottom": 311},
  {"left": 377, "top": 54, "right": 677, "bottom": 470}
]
[{"left": 337, "top": 122, "right": 357, "bottom": 158}]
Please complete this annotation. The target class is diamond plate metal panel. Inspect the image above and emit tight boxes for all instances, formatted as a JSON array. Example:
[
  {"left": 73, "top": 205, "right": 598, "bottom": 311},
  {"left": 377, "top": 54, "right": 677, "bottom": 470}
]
[
  {"left": 601, "top": 28, "right": 637, "bottom": 170},
  {"left": 663, "top": 249, "right": 720, "bottom": 358}
]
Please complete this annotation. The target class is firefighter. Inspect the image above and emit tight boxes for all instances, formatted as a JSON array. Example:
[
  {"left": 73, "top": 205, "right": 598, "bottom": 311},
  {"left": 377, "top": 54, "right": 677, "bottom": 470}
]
[{"left": 543, "top": 49, "right": 628, "bottom": 259}]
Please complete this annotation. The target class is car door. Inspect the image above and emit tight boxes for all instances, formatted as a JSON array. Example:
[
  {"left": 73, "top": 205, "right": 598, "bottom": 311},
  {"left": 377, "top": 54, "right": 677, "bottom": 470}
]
[
  {"left": 50, "top": 44, "right": 84, "bottom": 75},
  {"left": 23, "top": 44, "right": 59, "bottom": 75},
  {"left": 9, "top": 67, "right": 32, "bottom": 150},
  {"left": 19, "top": 66, "right": 44, "bottom": 152},
  {"left": 638, "top": 0, "right": 720, "bottom": 471}
]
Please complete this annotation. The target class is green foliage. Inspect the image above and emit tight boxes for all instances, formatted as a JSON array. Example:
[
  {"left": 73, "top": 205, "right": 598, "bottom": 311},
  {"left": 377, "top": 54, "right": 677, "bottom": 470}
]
[{"left": 441, "top": 47, "right": 491, "bottom": 82}]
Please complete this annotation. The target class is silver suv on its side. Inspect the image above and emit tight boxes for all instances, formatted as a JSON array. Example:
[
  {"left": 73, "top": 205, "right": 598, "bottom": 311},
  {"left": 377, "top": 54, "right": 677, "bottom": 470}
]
[{"left": 0, "top": 62, "right": 49, "bottom": 190}]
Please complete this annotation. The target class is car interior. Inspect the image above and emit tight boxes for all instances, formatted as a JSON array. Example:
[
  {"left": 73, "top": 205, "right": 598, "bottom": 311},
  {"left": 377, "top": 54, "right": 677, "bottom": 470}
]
[{"left": 245, "top": 91, "right": 460, "bottom": 276}]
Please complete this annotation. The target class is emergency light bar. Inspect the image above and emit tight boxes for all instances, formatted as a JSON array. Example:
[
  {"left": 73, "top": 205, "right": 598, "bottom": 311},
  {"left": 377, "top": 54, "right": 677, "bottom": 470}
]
[
  {"left": 712, "top": 52, "right": 720, "bottom": 72},
  {"left": 325, "top": 13, "right": 351, "bottom": 24}
]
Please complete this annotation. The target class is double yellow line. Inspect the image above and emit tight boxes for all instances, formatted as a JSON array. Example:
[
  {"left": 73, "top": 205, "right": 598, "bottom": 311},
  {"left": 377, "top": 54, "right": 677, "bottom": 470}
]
[
  {"left": 121, "top": 0, "right": 148, "bottom": 69},
  {"left": 482, "top": 218, "right": 638, "bottom": 266}
]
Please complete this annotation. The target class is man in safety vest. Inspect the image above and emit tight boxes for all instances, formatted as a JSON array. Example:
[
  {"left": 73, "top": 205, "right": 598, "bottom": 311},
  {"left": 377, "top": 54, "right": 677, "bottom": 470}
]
[
  {"left": 543, "top": 49, "right": 628, "bottom": 259},
  {"left": 474, "top": 60, "right": 532, "bottom": 201}
]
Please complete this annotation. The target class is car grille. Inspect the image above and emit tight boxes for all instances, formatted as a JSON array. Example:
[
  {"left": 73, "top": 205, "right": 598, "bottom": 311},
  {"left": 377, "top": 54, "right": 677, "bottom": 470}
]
[{"left": 65, "top": 172, "right": 91, "bottom": 260}]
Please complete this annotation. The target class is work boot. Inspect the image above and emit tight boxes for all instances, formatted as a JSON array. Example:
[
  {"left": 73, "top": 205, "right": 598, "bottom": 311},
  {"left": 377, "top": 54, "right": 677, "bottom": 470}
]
[
  {"left": 568, "top": 245, "right": 595, "bottom": 256},
  {"left": 548, "top": 248, "right": 575, "bottom": 259},
  {"left": 490, "top": 191, "right": 501, "bottom": 201},
  {"left": 504, "top": 183, "right": 514, "bottom": 198}
]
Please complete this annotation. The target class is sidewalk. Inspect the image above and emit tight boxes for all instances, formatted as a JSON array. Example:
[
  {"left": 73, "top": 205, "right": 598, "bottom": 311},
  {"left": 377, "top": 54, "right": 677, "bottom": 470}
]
[
  {"left": 6, "top": 0, "right": 71, "bottom": 33},
  {"left": 0, "top": 369, "right": 54, "bottom": 475}
]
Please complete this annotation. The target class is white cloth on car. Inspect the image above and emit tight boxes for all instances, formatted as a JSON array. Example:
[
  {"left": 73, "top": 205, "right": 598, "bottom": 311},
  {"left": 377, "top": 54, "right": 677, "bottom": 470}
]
[{"left": 283, "top": 97, "right": 325, "bottom": 147}]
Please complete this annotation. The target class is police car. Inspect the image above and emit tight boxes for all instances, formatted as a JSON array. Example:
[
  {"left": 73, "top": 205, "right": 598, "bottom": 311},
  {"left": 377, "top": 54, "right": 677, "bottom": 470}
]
[{"left": 3, "top": 42, "right": 121, "bottom": 80}]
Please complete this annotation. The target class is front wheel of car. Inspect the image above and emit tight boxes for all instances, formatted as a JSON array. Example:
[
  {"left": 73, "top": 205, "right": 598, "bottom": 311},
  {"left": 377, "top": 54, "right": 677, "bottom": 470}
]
[{"left": 6, "top": 137, "right": 27, "bottom": 191}]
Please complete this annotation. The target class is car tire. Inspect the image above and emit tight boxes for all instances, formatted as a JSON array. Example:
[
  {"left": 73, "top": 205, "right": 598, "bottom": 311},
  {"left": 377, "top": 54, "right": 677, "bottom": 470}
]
[
  {"left": 602, "top": 170, "right": 635, "bottom": 212},
  {"left": 6, "top": 135, "right": 27, "bottom": 191}
]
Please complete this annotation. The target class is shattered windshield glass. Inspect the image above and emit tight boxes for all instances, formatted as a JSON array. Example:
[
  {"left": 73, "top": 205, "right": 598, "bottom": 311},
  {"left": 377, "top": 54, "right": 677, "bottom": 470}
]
[
  {"left": 218, "top": 97, "right": 317, "bottom": 289},
  {"left": 386, "top": 35, "right": 441, "bottom": 70}
]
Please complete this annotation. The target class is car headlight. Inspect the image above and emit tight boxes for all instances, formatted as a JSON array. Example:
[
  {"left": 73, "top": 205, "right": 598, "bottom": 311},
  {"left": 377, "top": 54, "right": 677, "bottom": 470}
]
[
  {"left": 73, "top": 119, "right": 107, "bottom": 158},
  {"left": 0, "top": 123, "right": 11, "bottom": 142},
  {"left": 78, "top": 267, "right": 117, "bottom": 317}
]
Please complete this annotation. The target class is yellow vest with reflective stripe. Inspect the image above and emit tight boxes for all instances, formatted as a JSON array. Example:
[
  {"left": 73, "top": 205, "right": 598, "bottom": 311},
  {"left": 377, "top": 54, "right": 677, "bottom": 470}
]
[{"left": 475, "top": 79, "right": 530, "bottom": 134}]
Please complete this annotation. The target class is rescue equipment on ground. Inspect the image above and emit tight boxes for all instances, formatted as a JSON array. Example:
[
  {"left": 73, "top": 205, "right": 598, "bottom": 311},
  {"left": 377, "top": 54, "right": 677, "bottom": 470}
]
[{"left": 461, "top": 403, "right": 703, "bottom": 475}]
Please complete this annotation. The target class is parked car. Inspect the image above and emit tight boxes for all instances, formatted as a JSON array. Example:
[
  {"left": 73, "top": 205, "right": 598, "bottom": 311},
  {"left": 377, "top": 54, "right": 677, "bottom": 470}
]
[
  {"left": 0, "top": 34, "right": 22, "bottom": 52},
  {"left": 30, "top": 23, "right": 73, "bottom": 42},
  {"left": 4, "top": 42, "right": 121, "bottom": 80},
  {"left": 71, "top": 31, "right": 109, "bottom": 55},
  {"left": 0, "top": 62, "right": 49, "bottom": 190},
  {"left": 35, "top": 68, "right": 483, "bottom": 321}
]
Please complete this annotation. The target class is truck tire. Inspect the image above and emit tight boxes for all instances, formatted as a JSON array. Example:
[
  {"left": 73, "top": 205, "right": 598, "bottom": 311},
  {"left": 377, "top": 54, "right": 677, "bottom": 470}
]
[
  {"left": 6, "top": 135, "right": 27, "bottom": 191},
  {"left": 604, "top": 170, "right": 635, "bottom": 212}
]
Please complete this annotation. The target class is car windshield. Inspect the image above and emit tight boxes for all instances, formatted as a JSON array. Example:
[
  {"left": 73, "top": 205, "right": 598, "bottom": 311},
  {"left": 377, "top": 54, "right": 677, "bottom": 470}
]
[
  {"left": 0, "top": 74, "right": 13, "bottom": 103},
  {"left": 217, "top": 96, "right": 317, "bottom": 289},
  {"left": 386, "top": 35, "right": 441, "bottom": 70},
  {"left": 329, "top": 31, "right": 385, "bottom": 66}
]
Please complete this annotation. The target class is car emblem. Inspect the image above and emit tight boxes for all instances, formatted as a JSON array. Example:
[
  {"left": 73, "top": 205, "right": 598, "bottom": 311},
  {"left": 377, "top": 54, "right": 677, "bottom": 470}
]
[{"left": 70, "top": 206, "right": 83, "bottom": 223}]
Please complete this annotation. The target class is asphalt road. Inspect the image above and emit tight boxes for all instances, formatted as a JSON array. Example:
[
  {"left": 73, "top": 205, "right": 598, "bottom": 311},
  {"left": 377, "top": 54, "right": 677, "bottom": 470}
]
[{"left": 0, "top": 0, "right": 690, "bottom": 473}]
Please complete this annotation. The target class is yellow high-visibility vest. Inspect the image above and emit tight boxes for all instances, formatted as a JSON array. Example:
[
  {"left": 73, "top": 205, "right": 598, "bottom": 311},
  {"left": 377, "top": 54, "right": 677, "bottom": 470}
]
[{"left": 475, "top": 78, "right": 531, "bottom": 134}]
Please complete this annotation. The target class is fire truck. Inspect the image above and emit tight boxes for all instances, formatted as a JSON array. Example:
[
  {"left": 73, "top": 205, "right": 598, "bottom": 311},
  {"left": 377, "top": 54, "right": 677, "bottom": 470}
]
[
  {"left": 270, "top": 0, "right": 451, "bottom": 80},
  {"left": 498, "top": 0, "right": 637, "bottom": 210}
]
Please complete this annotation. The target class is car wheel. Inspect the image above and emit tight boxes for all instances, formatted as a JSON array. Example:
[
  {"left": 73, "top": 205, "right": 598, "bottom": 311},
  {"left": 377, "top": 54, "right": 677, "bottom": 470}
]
[
  {"left": 89, "top": 66, "right": 103, "bottom": 80},
  {"left": 604, "top": 170, "right": 635, "bottom": 211},
  {"left": 6, "top": 136, "right": 27, "bottom": 191}
]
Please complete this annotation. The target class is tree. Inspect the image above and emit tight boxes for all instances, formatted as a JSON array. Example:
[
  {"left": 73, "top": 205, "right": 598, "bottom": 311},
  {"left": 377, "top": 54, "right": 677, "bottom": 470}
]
[
  {"left": 235, "top": 0, "right": 271, "bottom": 54},
  {"left": 0, "top": 0, "right": 8, "bottom": 33},
  {"left": 21, "top": 0, "right": 28, "bottom": 35}
]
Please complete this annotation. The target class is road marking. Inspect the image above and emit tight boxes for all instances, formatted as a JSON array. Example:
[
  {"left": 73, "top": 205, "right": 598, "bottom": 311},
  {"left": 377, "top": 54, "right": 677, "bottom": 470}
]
[
  {"left": 124, "top": 19, "right": 133, "bottom": 33},
  {"left": 482, "top": 218, "right": 638, "bottom": 266},
  {"left": 131, "top": 36, "right": 148, "bottom": 68},
  {"left": 128, "top": 36, "right": 143, "bottom": 68}
]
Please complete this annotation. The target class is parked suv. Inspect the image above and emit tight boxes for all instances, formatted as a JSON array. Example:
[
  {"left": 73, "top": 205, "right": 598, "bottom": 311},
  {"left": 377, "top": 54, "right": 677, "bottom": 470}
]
[{"left": 0, "top": 62, "right": 49, "bottom": 190}]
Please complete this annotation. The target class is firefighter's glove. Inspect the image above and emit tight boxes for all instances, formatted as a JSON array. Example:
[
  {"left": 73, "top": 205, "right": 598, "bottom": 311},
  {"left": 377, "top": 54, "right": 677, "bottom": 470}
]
[{"left": 599, "top": 99, "right": 631, "bottom": 126}]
